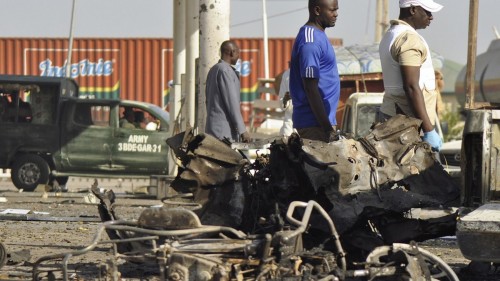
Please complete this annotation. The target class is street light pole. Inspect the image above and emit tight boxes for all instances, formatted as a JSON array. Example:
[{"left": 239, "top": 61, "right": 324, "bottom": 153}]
[
  {"left": 262, "top": 0, "right": 270, "bottom": 95},
  {"left": 66, "top": 0, "right": 77, "bottom": 78},
  {"left": 374, "top": 0, "right": 388, "bottom": 43},
  {"left": 465, "top": 0, "right": 479, "bottom": 109},
  {"left": 185, "top": 0, "right": 199, "bottom": 128}
]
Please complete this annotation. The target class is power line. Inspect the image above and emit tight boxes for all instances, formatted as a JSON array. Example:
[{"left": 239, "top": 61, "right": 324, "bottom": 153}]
[{"left": 231, "top": 6, "right": 305, "bottom": 28}]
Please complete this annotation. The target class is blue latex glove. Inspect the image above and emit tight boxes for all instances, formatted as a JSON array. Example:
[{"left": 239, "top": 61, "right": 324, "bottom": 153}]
[{"left": 422, "top": 129, "right": 443, "bottom": 152}]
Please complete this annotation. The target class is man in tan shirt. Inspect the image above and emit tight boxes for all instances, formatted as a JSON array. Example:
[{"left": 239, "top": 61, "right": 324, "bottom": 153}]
[{"left": 378, "top": 0, "right": 443, "bottom": 151}]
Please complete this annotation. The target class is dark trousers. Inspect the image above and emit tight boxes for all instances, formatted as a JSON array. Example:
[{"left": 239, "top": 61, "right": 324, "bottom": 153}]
[{"left": 296, "top": 126, "right": 332, "bottom": 143}]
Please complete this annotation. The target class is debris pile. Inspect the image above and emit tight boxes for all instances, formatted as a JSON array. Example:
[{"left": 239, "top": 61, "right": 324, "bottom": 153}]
[{"left": 33, "top": 115, "right": 461, "bottom": 280}]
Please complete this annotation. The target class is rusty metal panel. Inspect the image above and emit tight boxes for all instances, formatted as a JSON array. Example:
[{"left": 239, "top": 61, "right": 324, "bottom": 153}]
[
  {"left": 0, "top": 38, "right": 342, "bottom": 125},
  {"left": 0, "top": 38, "right": 174, "bottom": 108},
  {"left": 235, "top": 38, "right": 295, "bottom": 125},
  {"left": 234, "top": 38, "right": 295, "bottom": 101},
  {"left": 113, "top": 38, "right": 174, "bottom": 107},
  {"left": 269, "top": 38, "right": 295, "bottom": 75}
]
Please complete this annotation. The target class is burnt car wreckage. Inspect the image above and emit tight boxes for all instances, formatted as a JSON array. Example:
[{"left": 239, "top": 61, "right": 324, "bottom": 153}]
[{"left": 33, "top": 115, "right": 461, "bottom": 280}]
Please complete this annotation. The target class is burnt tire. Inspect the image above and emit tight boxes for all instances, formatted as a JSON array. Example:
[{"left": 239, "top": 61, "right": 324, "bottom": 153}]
[{"left": 11, "top": 154, "right": 50, "bottom": 191}]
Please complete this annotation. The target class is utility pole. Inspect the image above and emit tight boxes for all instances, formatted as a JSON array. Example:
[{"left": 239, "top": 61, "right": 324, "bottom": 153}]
[
  {"left": 171, "top": 0, "right": 186, "bottom": 129},
  {"left": 374, "top": 0, "right": 389, "bottom": 43},
  {"left": 198, "top": 0, "right": 230, "bottom": 134},
  {"left": 185, "top": 0, "right": 199, "bottom": 128},
  {"left": 170, "top": 0, "right": 186, "bottom": 175},
  {"left": 262, "top": 0, "right": 271, "bottom": 104},
  {"left": 465, "top": 0, "right": 479, "bottom": 109},
  {"left": 66, "top": 0, "right": 77, "bottom": 78},
  {"left": 262, "top": 0, "right": 270, "bottom": 80}
]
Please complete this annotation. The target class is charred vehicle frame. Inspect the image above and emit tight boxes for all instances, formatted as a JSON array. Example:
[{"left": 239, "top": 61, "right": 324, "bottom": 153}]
[{"left": 33, "top": 115, "right": 461, "bottom": 280}]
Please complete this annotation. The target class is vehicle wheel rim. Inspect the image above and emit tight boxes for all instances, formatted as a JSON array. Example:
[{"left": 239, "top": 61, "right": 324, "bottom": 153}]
[{"left": 19, "top": 163, "right": 40, "bottom": 185}]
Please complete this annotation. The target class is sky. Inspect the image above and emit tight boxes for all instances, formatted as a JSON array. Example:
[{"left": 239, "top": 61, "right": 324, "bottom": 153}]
[{"left": 0, "top": 0, "right": 498, "bottom": 65}]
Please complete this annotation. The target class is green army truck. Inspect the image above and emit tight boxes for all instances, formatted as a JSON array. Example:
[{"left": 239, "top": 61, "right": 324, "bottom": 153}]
[{"left": 0, "top": 75, "right": 171, "bottom": 191}]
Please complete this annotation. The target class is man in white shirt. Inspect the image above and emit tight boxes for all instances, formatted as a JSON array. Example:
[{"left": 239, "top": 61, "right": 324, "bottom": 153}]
[{"left": 378, "top": 0, "right": 444, "bottom": 151}]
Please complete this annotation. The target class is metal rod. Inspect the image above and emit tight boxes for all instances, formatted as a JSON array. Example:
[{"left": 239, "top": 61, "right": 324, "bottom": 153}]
[
  {"left": 284, "top": 200, "right": 347, "bottom": 271},
  {"left": 262, "top": 0, "right": 270, "bottom": 80}
]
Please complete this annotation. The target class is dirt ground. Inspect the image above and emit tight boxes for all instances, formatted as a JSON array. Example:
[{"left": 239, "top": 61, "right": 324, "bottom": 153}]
[
  {"left": 0, "top": 176, "right": 497, "bottom": 280},
  {"left": 0, "top": 176, "right": 160, "bottom": 280}
]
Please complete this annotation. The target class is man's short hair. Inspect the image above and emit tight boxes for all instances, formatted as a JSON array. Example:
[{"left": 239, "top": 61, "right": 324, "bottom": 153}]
[
  {"left": 220, "top": 40, "right": 235, "bottom": 56},
  {"left": 308, "top": 0, "right": 322, "bottom": 11}
]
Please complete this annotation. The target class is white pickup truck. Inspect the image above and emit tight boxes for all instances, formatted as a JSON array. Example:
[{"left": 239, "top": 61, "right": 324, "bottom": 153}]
[
  {"left": 340, "top": 92, "right": 461, "bottom": 177},
  {"left": 243, "top": 91, "right": 461, "bottom": 178}
]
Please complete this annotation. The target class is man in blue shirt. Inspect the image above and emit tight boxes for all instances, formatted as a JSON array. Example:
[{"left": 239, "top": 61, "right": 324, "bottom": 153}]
[{"left": 289, "top": 0, "right": 340, "bottom": 142}]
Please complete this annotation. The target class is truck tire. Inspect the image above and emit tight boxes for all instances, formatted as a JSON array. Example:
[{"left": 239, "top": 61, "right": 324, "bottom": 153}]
[{"left": 11, "top": 154, "right": 50, "bottom": 191}]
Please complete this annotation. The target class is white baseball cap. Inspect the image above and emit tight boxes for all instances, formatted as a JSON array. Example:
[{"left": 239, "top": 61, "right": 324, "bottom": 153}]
[{"left": 399, "top": 0, "right": 443, "bottom": 13}]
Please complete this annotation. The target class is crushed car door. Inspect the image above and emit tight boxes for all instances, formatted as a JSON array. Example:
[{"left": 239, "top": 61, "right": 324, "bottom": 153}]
[{"left": 60, "top": 101, "right": 114, "bottom": 171}]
